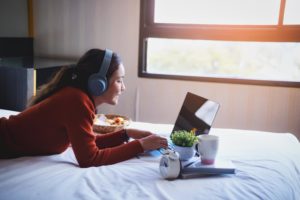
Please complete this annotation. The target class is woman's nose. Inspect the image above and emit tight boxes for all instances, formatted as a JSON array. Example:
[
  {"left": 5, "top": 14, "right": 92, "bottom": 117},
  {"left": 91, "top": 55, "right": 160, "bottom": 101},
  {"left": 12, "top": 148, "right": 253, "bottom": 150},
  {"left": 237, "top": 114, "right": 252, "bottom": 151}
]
[{"left": 121, "top": 82, "right": 126, "bottom": 91}]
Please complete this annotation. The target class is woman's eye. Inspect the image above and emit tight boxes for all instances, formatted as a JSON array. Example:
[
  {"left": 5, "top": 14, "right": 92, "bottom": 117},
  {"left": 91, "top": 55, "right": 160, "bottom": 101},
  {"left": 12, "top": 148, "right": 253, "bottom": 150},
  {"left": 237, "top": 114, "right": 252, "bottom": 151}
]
[{"left": 117, "top": 78, "right": 124, "bottom": 83}]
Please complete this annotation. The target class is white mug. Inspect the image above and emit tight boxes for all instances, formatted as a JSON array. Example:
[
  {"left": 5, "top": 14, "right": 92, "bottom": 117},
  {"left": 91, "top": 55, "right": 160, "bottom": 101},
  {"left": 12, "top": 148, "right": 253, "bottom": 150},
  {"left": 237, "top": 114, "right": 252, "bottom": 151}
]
[{"left": 195, "top": 135, "right": 219, "bottom": 165}]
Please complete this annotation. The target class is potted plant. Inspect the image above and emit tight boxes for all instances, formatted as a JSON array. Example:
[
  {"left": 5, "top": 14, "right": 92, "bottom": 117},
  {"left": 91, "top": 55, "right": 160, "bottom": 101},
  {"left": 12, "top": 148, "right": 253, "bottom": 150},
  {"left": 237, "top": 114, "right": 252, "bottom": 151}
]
[{"left": 170, "top": 130, "right": 198, "bottom": 161}]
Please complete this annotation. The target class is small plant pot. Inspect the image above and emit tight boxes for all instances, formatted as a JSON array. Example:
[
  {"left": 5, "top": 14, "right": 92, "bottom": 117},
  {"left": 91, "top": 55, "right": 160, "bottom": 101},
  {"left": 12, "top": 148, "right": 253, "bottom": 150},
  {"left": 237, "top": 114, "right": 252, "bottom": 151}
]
[{"left": 173, "top": 145, "right": 195, "bottom": 161}]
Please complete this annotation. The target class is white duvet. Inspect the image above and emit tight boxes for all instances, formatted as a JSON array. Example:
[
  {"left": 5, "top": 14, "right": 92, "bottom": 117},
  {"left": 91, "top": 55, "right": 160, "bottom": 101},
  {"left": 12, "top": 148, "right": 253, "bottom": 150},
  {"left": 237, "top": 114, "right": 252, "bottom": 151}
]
[{"left": 0, "top": 110, "right": 300, "bottom": 200}]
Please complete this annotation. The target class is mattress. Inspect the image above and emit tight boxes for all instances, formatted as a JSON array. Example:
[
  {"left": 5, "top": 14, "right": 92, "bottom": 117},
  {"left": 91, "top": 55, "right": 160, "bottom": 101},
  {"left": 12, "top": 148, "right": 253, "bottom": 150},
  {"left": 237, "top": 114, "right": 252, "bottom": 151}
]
[{"left": 0, "top": 109, "right": 300, "bottom": 200}]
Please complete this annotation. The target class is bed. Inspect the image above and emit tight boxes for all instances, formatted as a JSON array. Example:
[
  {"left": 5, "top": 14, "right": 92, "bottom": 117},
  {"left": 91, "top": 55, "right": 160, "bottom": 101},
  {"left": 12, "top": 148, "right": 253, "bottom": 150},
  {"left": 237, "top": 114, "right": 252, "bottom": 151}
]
[{"left": 0, "top": 109, "right": 300, "bottom": 200}]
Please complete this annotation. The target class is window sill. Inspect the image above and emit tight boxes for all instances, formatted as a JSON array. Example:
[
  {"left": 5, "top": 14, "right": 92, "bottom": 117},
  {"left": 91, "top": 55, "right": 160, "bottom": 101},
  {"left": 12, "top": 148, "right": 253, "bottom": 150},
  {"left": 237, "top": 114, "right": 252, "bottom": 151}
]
[{"left": 138, "top": 72, "right": 300, "bottom": 88}]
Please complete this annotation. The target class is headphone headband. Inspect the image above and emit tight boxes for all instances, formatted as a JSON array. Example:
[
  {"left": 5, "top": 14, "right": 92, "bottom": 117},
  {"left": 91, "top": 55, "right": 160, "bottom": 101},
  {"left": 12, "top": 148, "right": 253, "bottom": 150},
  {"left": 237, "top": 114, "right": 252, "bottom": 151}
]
[{"left": 98, "top": 49, "right": 113, "bottom": 76}]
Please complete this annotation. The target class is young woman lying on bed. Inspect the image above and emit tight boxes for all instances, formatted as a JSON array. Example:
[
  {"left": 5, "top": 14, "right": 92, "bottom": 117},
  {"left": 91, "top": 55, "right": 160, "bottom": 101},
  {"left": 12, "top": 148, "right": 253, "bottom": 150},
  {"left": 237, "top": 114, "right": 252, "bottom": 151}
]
[{"left": 0, "top": 48, "right": 168, "bottom": 167}]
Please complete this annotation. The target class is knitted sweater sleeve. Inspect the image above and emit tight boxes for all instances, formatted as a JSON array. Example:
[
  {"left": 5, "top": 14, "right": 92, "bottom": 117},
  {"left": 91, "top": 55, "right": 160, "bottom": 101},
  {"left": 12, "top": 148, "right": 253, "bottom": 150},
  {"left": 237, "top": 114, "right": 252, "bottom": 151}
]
[
  {"left": 65, "top": 91, "right": 143, "bottom": 168},
  {"left": 95, "top": 129, "right": 129, "bottom": 149}
]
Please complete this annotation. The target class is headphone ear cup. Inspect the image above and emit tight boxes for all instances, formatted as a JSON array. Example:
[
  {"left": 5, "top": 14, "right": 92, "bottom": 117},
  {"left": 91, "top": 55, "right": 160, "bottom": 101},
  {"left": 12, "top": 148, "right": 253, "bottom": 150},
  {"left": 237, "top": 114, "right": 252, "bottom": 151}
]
[
  {"left": 87, "top": 49, "right": 112, "bottom": 96},
  {"left": 88, "top": 74, "right": 107, "bottom": 96}
]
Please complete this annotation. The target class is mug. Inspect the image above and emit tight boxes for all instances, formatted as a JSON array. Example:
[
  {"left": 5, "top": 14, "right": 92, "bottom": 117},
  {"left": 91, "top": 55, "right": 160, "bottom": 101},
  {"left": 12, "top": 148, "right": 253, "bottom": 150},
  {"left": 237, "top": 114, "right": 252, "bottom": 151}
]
[{"left": 195, "top": 135, "right": 219, "bottom": 165}]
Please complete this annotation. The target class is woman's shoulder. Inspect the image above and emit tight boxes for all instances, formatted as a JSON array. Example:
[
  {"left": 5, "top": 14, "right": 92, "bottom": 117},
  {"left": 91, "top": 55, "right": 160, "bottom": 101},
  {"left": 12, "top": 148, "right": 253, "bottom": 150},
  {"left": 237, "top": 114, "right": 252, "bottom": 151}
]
[
  {"left": 59, "top": 87, "right": 88, "bottom": 99},
  {"left": 56, "top": 87, "right": 90, "bottom": 99},
  {"left": 54, "top": 87, "right": 95, "bottom": 111},
  {"left": 51, "top": 87, "right": 95, "bottom": 123}
]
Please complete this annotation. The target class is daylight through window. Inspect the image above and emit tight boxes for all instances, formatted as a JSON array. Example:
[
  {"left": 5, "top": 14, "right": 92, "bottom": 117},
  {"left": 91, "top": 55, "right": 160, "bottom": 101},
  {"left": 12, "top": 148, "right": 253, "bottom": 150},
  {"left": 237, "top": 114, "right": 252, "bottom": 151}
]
[{"left": 139, "top": 0, "right": 300, "bottom": 87}]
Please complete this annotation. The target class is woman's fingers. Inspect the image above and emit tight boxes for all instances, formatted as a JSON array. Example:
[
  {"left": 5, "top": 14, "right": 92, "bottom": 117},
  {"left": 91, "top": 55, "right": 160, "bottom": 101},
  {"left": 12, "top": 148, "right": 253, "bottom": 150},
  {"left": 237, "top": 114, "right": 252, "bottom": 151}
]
[{"left": 160, "top": 138, "right": 168, "bottom": 148}]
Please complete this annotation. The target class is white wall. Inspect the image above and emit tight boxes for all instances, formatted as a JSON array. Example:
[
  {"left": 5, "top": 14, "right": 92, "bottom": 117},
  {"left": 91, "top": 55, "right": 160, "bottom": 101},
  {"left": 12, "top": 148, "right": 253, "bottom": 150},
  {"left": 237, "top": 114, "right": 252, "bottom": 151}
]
[
  {"left": 137, "top": 79, "right": 300, "bottom": 135},
  {"left": 33, "top": 0, "right": 300, "bottom": 139},
  {"left": 0, "top": 0, "right": 28, "bottom": 37}
]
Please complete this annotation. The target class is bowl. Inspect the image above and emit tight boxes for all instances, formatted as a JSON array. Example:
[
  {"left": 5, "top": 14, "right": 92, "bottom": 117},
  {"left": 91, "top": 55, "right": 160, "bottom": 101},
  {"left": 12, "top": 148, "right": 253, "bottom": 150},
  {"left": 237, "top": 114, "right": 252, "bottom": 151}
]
[{"left": 93, "top": 114, "right": 131, "bottom": 134}]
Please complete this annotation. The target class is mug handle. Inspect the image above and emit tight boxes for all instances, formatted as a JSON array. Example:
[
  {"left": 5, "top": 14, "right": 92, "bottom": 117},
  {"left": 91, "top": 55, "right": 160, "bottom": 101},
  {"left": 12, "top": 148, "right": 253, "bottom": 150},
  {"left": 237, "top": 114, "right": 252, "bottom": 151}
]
[{"left": 194, "top": 141, "right": 200, "bottom": 157}]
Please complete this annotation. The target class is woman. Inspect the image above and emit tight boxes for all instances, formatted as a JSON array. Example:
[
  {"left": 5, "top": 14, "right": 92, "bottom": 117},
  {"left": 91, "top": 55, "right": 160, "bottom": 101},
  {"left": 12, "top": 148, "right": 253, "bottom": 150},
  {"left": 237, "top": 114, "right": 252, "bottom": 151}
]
[{"left": 0, "top": 48, "right": 168, "bottom": 167}]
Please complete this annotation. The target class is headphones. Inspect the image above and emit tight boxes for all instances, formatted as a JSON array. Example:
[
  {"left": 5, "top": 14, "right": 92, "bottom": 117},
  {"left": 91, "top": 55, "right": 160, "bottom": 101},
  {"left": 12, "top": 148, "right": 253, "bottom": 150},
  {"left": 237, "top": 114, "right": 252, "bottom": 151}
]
[{"left": 88, "top": 49, "right": 113, "bottom": 96}]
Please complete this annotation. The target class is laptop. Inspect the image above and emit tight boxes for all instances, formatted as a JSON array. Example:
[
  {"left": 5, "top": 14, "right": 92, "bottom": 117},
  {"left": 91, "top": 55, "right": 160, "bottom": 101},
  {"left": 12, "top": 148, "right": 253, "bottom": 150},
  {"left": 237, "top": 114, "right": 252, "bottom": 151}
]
[
  {"left": 172, "top": 92, "right": 220, "bottom": 136},
  {"left": 145, "top": 92, "right": 220, "bottom": 157}
]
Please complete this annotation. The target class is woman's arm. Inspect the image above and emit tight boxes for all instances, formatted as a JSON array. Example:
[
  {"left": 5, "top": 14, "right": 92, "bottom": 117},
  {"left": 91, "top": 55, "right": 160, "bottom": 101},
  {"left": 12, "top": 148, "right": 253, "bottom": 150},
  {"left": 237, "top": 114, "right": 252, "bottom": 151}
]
[
  {"left": 125, "top": 128, "right": 153, "bottom": 139},
  {"left": 95, "top": 129, "right": 128, "bottom": 149}
]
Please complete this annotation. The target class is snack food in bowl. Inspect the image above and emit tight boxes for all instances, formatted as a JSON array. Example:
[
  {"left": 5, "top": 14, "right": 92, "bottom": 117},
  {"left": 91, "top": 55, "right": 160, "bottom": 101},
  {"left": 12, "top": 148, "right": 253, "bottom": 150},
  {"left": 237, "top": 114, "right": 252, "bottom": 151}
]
[{"left": 93, "top": 114, "right": 131, "bottom": 134}]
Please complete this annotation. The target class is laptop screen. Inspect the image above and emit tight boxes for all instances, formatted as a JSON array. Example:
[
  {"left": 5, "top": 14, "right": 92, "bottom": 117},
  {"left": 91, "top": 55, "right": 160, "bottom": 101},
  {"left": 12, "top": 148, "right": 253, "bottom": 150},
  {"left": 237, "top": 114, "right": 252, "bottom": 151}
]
[{"left": 172, "top": 92, "right": 220, "bottom": 136}]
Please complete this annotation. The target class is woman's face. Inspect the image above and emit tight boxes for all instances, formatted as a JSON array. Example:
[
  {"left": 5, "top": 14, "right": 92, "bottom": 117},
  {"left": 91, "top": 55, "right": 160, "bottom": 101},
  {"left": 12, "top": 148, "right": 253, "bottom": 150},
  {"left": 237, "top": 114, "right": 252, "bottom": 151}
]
[{"left": 93, "top": 64, "right": 126, "bottom": 106}]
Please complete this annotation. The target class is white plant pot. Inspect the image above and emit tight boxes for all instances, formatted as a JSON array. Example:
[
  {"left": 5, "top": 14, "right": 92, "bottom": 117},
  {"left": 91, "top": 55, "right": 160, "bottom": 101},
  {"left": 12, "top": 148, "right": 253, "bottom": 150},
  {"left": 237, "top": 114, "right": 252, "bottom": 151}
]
[{"left": 173, "top": 145, "right": 195, "bottom": 161}]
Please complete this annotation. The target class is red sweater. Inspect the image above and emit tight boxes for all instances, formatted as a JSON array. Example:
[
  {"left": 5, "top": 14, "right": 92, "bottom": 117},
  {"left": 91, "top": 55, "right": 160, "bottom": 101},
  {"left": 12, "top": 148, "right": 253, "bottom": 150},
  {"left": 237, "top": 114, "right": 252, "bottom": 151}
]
[{"left": 0, "top": 87, "right": 143, "bottom": 167}]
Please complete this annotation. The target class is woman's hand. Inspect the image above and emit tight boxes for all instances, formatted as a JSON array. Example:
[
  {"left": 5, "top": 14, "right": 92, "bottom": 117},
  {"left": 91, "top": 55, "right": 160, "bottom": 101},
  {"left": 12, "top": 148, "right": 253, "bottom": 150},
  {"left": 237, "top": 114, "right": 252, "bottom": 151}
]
[
  {"left": 126, "top": 128, "right": 153, "bottom": 139},
  {"left": 138, "top": 135, "right": 168, "bottom": 151}
]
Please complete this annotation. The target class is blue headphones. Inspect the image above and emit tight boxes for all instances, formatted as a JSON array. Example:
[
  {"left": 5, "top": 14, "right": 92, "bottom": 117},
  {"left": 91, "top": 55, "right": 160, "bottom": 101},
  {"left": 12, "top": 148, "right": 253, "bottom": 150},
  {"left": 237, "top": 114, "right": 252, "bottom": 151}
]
[{"left": 88, "top": 49, "right": 113, "bottom": 96}]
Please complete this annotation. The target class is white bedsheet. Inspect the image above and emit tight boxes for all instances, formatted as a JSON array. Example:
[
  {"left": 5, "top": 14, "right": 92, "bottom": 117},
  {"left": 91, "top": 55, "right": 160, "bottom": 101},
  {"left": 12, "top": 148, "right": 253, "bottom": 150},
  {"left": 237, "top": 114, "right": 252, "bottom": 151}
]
[{"left": 0, "top": 109, "right": 300, "bottom": 200}]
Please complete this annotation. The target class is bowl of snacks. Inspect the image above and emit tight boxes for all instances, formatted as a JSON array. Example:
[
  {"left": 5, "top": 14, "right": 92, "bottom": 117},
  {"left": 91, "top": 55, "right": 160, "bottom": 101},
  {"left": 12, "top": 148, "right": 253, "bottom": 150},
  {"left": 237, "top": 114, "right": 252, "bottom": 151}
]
[{"left": 93, "top": 114, "right": 131, "bottom": 134}]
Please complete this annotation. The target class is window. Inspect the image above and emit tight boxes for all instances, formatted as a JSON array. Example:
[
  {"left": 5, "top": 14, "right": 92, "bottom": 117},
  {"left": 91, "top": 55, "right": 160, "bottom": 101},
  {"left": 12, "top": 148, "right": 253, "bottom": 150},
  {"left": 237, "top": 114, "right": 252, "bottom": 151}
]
[{"left": 139, "top": 0, "right": 300, "bottom": 87}]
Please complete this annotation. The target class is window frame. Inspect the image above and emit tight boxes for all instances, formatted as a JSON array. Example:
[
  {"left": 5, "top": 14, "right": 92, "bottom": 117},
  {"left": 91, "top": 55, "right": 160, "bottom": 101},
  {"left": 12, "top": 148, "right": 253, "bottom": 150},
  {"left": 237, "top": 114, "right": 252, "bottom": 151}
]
[{"left": 138, "top": 0, "right": 300, "bottom": 87}]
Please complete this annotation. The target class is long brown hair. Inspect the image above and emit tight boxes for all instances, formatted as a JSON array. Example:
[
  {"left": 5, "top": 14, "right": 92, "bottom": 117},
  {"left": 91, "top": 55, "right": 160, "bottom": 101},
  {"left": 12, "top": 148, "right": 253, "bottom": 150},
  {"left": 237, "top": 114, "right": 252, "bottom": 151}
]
[{"left": 28, "top": 49, "right": 122, "bottom": 107}]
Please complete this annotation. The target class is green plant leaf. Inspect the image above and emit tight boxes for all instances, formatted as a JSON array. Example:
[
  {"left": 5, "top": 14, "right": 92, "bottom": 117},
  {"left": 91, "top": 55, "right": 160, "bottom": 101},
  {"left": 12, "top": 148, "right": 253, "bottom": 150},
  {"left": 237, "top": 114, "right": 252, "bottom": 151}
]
[{"left": 170, "top": 130, "right": 198, "bottom": 147}]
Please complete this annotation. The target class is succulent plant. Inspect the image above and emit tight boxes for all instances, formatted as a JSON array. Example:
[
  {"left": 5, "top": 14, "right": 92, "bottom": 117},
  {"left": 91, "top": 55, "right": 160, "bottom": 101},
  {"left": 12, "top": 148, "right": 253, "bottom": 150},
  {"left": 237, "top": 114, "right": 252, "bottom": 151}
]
[{"left": 170, "top": 130, "right": 198, "bottom": 147}]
